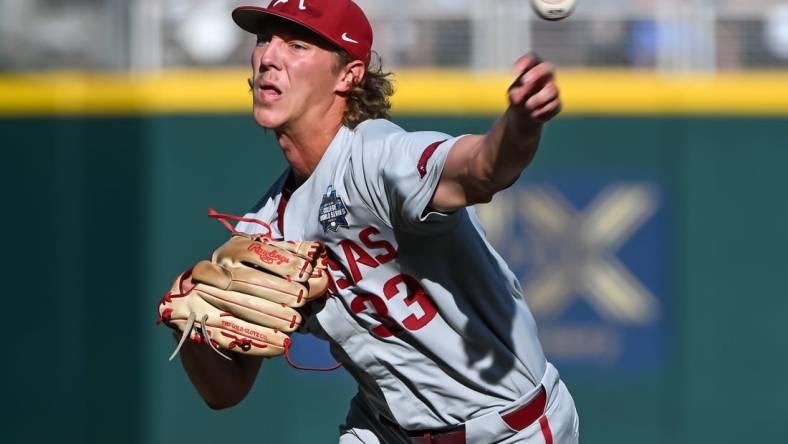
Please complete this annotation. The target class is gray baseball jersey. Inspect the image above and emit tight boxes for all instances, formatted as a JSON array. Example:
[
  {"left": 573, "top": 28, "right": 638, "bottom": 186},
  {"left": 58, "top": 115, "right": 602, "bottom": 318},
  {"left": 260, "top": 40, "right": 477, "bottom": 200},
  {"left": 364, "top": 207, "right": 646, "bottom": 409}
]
[{"left": 236, "top": 119, "right": 561, "bottom": 435}]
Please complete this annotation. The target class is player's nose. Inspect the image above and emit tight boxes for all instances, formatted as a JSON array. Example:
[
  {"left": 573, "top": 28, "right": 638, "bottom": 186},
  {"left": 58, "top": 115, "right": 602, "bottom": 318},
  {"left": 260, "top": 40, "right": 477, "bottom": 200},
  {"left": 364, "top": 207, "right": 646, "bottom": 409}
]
[{"left": 256, "top": 37, "right": 285, "bottom": 72}]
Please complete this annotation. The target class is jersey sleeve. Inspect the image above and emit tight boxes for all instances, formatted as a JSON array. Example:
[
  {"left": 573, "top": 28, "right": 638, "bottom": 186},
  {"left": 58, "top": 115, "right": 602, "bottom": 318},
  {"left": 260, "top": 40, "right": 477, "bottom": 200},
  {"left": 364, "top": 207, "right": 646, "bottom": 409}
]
[{"left": 349, "top": 120, "right": 466, "bottom": 234}]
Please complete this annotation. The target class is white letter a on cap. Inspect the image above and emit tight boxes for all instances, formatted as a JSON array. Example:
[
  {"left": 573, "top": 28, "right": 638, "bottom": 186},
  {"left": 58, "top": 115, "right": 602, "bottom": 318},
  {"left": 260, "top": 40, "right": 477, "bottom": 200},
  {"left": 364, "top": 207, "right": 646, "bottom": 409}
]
[{"left": 271, "top": 0, "right": 306, "bottom": 10}]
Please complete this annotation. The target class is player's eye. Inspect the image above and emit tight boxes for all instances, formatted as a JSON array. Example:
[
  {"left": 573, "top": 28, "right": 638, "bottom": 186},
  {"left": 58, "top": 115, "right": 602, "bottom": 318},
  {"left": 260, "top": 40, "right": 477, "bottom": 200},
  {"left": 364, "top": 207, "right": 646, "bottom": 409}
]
[{"left": 289, "top": 41, "right": 308, "bottom": 51}]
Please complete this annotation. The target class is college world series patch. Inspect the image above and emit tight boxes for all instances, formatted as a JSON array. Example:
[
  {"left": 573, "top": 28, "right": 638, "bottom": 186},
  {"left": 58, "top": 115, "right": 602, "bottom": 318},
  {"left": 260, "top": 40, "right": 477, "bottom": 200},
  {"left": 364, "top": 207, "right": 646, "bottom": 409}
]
[{"left": 319, "top": 185, "right": 349, "bottom": 232}]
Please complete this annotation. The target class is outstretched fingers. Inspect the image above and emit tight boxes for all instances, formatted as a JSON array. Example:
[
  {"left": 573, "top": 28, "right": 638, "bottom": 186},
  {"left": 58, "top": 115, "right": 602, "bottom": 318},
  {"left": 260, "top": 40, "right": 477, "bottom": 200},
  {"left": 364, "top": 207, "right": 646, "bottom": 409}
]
[{"left": 508, "top": 55, "right": 561, "bottom": 122}]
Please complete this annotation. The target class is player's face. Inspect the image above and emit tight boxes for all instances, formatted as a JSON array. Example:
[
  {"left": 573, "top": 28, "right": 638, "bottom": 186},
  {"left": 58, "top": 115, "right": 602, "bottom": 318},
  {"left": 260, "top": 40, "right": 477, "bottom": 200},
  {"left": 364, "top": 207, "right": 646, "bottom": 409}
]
[{"left": 250, "top": 20, "right": 344, "bottom": 130}]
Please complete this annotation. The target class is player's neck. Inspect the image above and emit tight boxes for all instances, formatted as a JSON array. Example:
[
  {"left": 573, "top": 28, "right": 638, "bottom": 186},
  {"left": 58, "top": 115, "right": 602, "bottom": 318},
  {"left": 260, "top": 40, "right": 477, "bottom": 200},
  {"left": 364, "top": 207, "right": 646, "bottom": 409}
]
[{"left": 275, "top": 119, "right": 343, "bottom": 183}]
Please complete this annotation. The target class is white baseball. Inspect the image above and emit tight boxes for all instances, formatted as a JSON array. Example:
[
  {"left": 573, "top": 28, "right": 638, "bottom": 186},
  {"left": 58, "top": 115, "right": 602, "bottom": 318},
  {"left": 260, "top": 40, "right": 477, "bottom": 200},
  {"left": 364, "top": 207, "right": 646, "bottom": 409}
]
[{"left": 530, "top": 0, "right": 576, "bottom": 21}]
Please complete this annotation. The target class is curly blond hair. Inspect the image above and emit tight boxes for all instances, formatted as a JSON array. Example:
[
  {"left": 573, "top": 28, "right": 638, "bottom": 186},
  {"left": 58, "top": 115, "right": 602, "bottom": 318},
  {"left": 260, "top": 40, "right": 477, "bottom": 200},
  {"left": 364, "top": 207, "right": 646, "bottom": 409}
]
[{"left": 334, "top": 51, "right": 394, "bottom": 129}]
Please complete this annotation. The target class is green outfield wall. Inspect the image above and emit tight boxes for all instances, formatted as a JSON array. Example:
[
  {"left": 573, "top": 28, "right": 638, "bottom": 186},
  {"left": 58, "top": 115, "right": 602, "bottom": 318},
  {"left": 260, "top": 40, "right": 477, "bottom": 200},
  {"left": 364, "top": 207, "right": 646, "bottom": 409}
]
[{"left": 4, "top": 103, "right": 787, "bottom": 442}]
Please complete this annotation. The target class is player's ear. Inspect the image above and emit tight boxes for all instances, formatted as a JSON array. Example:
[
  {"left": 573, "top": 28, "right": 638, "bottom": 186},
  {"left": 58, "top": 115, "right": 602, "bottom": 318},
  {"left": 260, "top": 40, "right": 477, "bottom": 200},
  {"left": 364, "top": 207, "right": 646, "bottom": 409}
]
[{"left": 336, "top": 60, "right": 366, "bottom": 93}]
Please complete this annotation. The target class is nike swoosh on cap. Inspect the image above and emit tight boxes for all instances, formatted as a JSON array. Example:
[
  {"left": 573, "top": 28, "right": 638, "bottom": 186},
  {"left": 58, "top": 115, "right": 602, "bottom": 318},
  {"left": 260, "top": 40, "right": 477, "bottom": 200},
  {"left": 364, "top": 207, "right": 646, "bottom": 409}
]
[{"left": 341, "top": 32, "right": 359, "bottom": 44}]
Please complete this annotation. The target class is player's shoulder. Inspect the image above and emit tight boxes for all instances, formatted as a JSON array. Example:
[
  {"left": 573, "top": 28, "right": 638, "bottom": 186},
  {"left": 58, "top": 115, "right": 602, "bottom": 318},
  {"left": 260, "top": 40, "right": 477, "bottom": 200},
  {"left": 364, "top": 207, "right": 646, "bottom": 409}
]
[
  {"left": 351, "top": 118, "right": 405, "bottom": 144},
  {"left": 353, "top": 118, "right": 404, "bottom": 134},
  {"left": 350, "top": 118, "right": 450, "bottom": 152},
  {"left": 345, "top": 119, "right": 405, "bottom": 166}
]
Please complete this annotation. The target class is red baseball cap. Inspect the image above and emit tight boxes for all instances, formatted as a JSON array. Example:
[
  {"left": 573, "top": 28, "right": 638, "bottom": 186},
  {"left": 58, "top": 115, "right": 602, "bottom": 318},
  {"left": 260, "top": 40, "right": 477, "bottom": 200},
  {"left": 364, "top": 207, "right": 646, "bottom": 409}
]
[{"left": 232, "top": 0, "right": 373, "bottom": 64}]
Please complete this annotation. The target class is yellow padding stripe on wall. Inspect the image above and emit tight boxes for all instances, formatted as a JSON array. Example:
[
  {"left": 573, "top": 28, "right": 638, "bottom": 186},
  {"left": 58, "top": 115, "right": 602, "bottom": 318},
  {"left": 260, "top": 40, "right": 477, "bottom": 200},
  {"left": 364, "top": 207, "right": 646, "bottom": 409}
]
[{"left": 1, "top": 69, "right": 787, "bottom": 116}]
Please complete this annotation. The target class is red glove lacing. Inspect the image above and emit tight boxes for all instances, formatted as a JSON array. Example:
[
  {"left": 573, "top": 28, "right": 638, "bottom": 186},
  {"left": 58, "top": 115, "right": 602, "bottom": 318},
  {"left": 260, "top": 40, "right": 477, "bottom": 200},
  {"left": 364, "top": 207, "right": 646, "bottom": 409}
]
[{"left": 208, "top": 207, "right": 273, "bottom": 238}]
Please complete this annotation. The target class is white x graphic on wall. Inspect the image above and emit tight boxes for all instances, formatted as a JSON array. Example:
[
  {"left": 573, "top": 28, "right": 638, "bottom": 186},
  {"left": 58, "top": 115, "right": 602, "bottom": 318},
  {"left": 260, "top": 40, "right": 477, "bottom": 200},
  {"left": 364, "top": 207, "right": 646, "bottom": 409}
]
[{"left": 478, "top": 184, "right": 661, "bottom": 325}]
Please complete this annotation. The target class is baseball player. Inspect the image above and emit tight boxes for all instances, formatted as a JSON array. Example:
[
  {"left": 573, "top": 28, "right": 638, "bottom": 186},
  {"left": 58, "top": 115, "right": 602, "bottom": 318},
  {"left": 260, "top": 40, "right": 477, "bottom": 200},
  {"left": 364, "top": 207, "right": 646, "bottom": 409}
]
[{"left": 167, "top": 0, "right": 579, "bottom": 442}]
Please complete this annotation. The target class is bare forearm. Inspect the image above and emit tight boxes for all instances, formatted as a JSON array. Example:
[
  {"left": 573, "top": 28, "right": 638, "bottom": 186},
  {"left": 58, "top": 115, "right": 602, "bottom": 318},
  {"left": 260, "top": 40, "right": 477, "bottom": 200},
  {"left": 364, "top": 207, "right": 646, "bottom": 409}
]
[
  {"left": 432, "top": 54, "right": 560, "bottom": 212},
  {"left": 472, "top": 54, "right": 560, "bottom": 195},
  {"left": 178, "top": 336, "right": 263, "bottom": 409},
  {"left": 475, "top": 108, "right": 543, "bottom": 192}
]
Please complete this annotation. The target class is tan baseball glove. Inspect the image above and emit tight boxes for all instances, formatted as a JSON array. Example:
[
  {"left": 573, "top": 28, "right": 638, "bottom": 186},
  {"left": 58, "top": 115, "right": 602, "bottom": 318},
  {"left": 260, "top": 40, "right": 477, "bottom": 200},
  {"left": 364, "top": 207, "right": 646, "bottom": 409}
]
[{"left": 157, "top": 233, "right": 329, "bottom": 360}]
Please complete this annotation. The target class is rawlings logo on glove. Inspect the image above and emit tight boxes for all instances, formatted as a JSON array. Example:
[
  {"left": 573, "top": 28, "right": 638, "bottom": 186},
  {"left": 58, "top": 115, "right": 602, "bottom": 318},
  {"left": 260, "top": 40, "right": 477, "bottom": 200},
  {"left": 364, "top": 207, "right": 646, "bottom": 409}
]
[
  {"left": 247, "top": 243, "right": 291, "bottom": 265},
  {"left": 157, "top": 232, "right": 329, "bottom": 361}
]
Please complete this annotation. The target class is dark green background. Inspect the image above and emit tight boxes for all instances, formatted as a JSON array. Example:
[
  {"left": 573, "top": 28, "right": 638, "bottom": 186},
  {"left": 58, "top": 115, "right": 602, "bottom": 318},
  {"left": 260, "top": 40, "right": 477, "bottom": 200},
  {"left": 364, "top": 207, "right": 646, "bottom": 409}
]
[{"left": 4, "top": 114, "right": 786, "bottom": 443}]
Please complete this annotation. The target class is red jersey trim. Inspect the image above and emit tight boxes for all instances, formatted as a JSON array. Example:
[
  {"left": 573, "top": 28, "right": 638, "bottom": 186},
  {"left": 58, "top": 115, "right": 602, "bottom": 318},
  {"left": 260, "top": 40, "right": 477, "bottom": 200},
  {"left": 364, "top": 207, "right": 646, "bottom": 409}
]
[
  {"left": 539, "top": 416, "right": 554, "bottom": 444},
  {"left": 417, "top": 139, "right": 447, "bottom": 178}
]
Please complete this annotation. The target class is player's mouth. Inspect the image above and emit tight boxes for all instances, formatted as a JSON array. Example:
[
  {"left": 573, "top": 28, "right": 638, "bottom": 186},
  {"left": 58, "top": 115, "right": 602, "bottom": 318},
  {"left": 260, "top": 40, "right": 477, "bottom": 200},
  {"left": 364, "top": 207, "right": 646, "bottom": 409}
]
[{"left": 257, "top": 82, "right": 283, "bottom": 101}]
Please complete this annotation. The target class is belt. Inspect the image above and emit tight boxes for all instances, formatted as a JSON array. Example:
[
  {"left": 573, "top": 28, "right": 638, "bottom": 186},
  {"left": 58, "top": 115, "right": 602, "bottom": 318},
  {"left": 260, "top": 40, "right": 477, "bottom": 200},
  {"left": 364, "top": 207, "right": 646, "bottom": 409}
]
[{"left": 408, "top": 386, "right": 547, "bottom": 444}]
